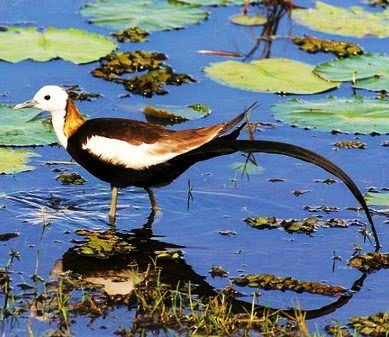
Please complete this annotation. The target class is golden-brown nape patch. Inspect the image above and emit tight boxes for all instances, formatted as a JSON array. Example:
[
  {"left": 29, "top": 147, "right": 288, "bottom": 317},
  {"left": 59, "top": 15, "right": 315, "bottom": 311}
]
[{"left": 64, "top": 98, "right": 85, "bottom": 137}]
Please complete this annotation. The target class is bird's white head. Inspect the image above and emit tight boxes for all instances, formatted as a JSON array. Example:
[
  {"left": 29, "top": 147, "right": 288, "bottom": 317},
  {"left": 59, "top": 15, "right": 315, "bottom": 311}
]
[
  {"left": 14, "top": 85, "right": 84, "bottom": 149},
  {"left": 14, "top": 85, "right": 69, "bottom": 114}
]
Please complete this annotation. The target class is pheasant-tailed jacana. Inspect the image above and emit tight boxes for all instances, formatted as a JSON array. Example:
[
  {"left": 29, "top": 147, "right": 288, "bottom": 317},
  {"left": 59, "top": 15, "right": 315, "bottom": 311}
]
[{"left": 13, "top": 86, "right": 379, "bottom": 247}]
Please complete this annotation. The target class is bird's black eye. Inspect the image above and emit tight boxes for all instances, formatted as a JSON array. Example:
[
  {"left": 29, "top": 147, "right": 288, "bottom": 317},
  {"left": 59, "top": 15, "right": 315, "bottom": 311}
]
[{"left": 44, "top": 95, "right": 51, "bottom": 101}]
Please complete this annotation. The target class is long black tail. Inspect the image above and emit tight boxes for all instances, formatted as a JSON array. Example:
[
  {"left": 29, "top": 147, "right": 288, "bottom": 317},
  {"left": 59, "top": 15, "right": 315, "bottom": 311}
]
[{"left": 192, "top": 139, "right": 379, "bottom": 248}]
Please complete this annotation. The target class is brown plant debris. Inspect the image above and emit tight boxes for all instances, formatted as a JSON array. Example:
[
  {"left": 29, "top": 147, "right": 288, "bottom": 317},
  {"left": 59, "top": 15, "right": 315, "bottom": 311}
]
[
  {"left": 155, "top": 249, "right": 183, "bottom": 260},
  {"left": 369, "top": 0, "right": 389, "bottom": 8},
  {"left": 324, "top": 324, "right": 353, "bottom": 337},
  {"left": 55, "top": 171, "right": 86, "bottom": 185},
  {"left": 333, "top": 140, "right": 366, "bottom": 149},
  {"left": 348, "top": 312, "right": 389, "bottom": 336},
  {"left": 348, "top": 252, "right": 389, "bottom": 273},
  {"left": 65, "top": 85, "right": 101, "bottom": 101},
  {"left": 303, "top": 205, "right": 339, "bottom": 213},
  {"left": 210, "top": 266, "right": 229, "bottom": 278},
  {"left": 244, "top": 216, "right": 354, "bottom": 234},
  {"left": 292, "top": 36, "right": 363, "bottom": 57},
  {"left": 0, "top": 232, "right": 19, "bottom": 241},
  {"left": 92, "top": 51, "right": 195, "bottom": 97},
  {"left": 112, "top": 27, "right": 149, "bottom": 43},
  {"left": 231, "top": 273, "right": 348, "bottom": 297},
  {"left": 314, "top": 178, "right": 338, "bottom": 184}
]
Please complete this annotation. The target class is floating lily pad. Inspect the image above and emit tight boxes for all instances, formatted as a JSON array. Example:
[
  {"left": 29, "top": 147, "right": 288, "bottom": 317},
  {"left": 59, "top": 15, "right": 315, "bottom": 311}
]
[
  {"left": 229, "top": 13, "right": 266, "bottom": 26},
  {"left": 0, "top": 148, "right": 39, "bottom": 174},
  {"left": 80, "top": 0, "right": 208, "bottom": 32},
  {"left": 204, "top": 58, "right": 338, "bottom": 94},
  {"left": 0, "top": 105, "right": 57, "bottom": 146},
  {"left": 271, "top": 97, "right": 389, "bottom": 134},
  {"left": 365, "top": 192, "right": 389, "bottom": 206},
  {"left": 143, "top": 104, "right": 210, "bottom": 121},
  {"left": 0, "top": 27, "right": 116, "bottom": 64},
  {"left": 231, "top": 273, "right": 347, "bottom": 297},
  {"left": 292, "top": 1, "right": 389, "bottom": 38},
  {"left": 314, "top": 54, "right": 389, "bottom": 92},
  {"left": 292, "top": 36, "right": 363, "bottom": 57}
]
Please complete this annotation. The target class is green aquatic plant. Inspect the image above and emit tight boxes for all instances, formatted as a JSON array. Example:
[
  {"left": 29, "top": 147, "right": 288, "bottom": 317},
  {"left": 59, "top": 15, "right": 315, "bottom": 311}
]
[
  {"left": 292, "top": 36, "right": 363, "bottom": 57},
  {"left": 231, "top": 273, "right": 348, "bottom": 297},
  {"left": 244, "top": 216, "right": 356, "bottom": 234},
  {"left": 92, "top": 51, "right": 195, "bottom": 97},
  {"left": 112, "top": 27, "right": 149, "bottom": 42},
  {"left": 55, "top": 172, "right": 87, "bottom": 185}
]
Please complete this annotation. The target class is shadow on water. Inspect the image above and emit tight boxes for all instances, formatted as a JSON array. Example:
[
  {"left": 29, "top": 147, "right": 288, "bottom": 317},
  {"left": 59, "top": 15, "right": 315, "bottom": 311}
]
[{"left": 45, "top": 212, "right": 374, "bottom": 329}]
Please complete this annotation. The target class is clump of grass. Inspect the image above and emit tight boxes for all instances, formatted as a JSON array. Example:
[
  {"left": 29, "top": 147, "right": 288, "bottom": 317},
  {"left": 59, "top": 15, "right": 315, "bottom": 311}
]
[{"left": 118, "top": 264, "right": 314, "bottom": 336}]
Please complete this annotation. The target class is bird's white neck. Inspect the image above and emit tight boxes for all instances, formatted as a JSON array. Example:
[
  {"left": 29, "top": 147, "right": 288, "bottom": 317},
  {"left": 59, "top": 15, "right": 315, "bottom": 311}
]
[
  {"left": 51, "top": 111, "right": 68, "bottom": 148},
  {"left": 50, "top": 98, "right": 85, "bottom": 149}
]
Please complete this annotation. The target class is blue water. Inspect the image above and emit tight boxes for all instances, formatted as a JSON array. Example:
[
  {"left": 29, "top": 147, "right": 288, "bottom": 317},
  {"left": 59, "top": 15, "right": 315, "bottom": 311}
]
[{"left": 0, "top": 0, "right": 388, "bottom": 335}]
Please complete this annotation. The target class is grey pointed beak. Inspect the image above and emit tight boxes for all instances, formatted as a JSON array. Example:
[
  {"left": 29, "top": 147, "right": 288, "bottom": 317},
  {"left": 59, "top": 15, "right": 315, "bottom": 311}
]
[{"left": 13, "top": 99, "right": 39, "bottom": 110}]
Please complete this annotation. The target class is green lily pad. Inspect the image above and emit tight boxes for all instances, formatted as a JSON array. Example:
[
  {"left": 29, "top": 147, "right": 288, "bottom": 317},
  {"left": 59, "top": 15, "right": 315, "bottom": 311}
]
[
  {"left": 80, "top": 0, "right": 208, "bottom": 31},
  {"left": 204, "top": 58, "right": 339, "bottom": 94},
  {"left": 314, "top": 54, "right": 389, "bottom": 92},
  {"left": 0, "top": 148, "right": 39, "bottom": 174},
  {"left": 229, "top": 13, "right": 266, "bottom": 26},
  {"left": 0, "top": 27, "right": 116, "bottom": 64},
  {"left": 365, "top": 192, "right": 389, "bottom": 206},
  {"left": 0, "top": 105, "right": 57, "bottom": 146},
  {"left": 143, "top": 104, "right": 210, "bottom": 121},
  {"left": 292, "top": 1, "right": 389, "bottom": 38},
  {"left": 271, "top": 97, "right": 389, "bottom": 134}
]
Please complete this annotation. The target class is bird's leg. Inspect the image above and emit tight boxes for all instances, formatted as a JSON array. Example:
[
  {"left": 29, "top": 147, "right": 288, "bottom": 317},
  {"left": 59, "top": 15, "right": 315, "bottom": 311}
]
[
  {"left": 109, "top": 185, "right": 119, "bottom": 227},
  {"left": 145, "top": 187, "right": 159, "bottom": 213}
]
